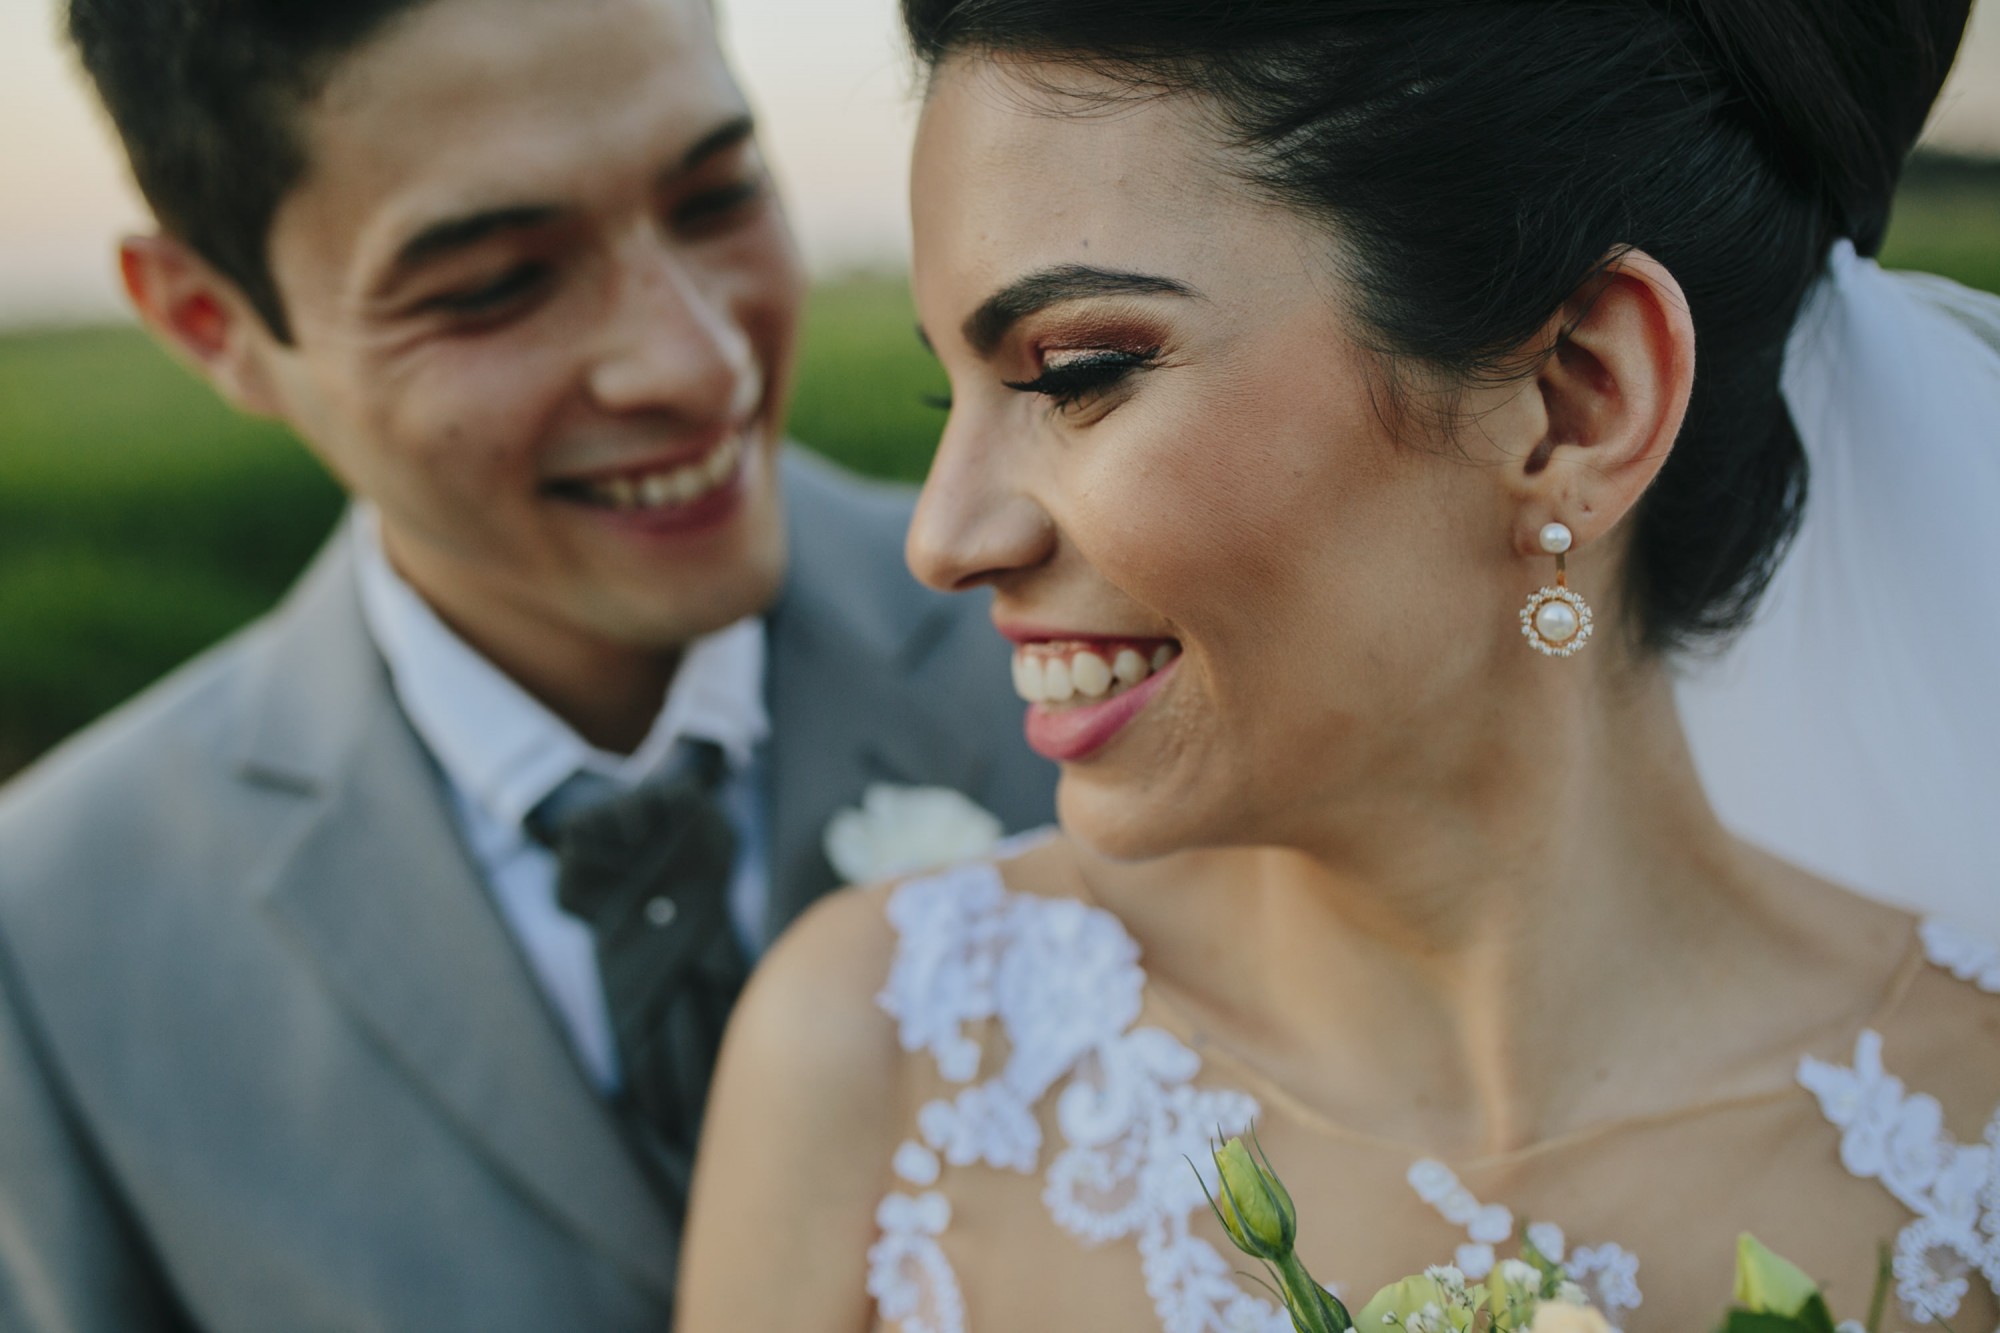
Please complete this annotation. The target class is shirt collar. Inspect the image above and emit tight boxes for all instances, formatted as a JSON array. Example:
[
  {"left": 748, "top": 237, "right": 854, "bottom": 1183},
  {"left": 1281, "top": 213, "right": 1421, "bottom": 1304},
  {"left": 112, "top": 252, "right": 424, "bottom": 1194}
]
[{"left": 351, "top": 507, "right": 769, "bottom": 833}]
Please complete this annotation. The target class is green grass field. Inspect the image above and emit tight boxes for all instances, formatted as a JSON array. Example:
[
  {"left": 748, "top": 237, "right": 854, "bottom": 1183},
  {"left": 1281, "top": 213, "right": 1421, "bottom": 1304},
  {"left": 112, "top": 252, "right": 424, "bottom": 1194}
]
[{"left": 3, "top": 170, "right": 1996, "bottom": 776}]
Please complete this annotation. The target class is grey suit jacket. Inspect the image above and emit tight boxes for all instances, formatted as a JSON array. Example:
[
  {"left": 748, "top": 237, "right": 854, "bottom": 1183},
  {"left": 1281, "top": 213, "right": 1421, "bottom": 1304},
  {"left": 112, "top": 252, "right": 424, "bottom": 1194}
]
[{"left": 0, "top": 449, "right": 1054, "bottom": 1332}]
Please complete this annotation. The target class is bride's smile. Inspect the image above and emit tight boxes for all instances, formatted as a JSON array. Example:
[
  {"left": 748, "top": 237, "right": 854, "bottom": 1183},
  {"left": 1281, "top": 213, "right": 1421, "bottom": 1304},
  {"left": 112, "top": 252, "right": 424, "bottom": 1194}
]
[{"left": 1002, "top": 632, "right": 1182, "bottom": 762}]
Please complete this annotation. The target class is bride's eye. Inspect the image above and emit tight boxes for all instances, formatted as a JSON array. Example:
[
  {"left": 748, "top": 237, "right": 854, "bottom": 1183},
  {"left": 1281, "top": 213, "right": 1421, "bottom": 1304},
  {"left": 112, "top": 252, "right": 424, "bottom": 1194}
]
[{"left": 1004, "top": 347, "right": 1159, "bottom": 412}]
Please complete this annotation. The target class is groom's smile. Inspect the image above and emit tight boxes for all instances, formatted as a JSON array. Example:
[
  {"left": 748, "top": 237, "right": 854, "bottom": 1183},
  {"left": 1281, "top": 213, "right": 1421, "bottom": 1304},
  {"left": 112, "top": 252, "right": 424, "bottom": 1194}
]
[{"left": 204, "top": 0, "right": 805, "bottom": 739}]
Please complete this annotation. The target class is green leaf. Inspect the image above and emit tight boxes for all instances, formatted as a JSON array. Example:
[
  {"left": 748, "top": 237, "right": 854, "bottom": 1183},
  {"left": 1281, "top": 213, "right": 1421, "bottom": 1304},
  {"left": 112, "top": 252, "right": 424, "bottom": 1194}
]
[{"left": 1733, "top": 1235, "right": 1824, "bottom": 1319}]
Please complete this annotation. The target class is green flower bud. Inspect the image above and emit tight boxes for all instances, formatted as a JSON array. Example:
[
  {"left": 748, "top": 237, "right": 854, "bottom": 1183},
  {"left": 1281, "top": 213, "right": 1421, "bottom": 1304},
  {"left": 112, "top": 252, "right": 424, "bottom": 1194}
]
[
  {"left": 1211, "top": 1136, "right": 1297, "bottom": 1261},
  {"left": 1733, "top": 1234, "right": 1821, "bottom": 1318}
]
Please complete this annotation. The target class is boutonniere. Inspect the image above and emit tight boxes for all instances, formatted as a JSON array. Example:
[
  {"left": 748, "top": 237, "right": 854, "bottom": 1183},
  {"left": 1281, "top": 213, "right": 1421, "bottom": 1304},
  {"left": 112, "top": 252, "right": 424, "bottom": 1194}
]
[{"left": 822, "top": 783, "right": 1005, "bottom": 884}]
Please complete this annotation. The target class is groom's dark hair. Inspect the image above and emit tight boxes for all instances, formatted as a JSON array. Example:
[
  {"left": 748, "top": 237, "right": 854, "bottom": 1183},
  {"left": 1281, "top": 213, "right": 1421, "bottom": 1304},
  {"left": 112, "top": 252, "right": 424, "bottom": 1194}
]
[{"left": 67, "top": 0, "right": 432, "bottom": 342}]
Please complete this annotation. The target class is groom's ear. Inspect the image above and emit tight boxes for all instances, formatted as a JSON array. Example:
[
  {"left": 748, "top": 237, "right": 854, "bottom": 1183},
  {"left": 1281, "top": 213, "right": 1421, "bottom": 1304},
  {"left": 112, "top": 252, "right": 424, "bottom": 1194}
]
[
  {"left": 1496, "top": 249, "right": 1696, "bottom": 554},
  {"left": 119, "top": 233, "right": 287, "bottom": 419}
]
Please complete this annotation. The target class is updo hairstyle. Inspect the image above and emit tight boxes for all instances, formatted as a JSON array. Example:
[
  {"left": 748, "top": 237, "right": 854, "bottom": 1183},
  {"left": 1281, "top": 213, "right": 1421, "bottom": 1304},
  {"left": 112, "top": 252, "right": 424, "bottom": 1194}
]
[{"left": 902, "top": 0, "right": 1969, "bottom": 651}]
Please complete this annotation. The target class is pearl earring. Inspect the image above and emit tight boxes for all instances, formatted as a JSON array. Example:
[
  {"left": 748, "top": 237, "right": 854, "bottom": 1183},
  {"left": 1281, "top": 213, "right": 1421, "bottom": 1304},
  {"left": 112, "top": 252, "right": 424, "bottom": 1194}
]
[{"left": 1520, "top": 521, "right": 1594, "bottom": 657}]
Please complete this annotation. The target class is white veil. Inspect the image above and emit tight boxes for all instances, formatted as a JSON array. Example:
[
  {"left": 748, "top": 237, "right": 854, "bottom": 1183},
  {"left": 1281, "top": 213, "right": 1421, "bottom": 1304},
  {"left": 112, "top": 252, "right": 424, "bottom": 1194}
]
[{"left": 1676, "top": 240, "right": 2000, "bottom": 936}]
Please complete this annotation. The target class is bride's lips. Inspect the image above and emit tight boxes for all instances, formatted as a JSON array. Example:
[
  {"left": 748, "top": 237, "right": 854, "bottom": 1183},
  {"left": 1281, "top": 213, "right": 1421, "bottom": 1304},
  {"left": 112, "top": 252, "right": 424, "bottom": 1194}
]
[
  {"left": 1004, "top": 632, "right": 1182, "bottom": 763},
  {"left": 1025, "top": 659, "right": 1178, "bottom": 762}
]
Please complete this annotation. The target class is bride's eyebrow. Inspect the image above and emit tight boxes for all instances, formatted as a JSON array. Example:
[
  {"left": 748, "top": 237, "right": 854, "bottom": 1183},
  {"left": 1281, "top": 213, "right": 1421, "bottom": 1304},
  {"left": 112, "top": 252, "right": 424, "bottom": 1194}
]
[{"left": 961, "top": 265, "right": 1200, "bottom": 356}]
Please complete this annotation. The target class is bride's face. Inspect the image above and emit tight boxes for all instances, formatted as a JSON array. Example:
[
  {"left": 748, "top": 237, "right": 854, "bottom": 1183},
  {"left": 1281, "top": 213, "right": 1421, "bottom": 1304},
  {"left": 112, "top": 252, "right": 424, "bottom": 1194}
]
[{"left": 909, "top": 58, "right": 1534, "bottom": 861}]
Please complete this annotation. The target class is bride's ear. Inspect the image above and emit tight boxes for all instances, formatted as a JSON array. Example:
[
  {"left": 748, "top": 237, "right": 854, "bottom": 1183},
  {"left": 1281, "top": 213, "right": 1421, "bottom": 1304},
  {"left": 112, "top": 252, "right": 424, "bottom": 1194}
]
[{"left": 1497, "top": 249, "right": 1695, "bottom": 555}]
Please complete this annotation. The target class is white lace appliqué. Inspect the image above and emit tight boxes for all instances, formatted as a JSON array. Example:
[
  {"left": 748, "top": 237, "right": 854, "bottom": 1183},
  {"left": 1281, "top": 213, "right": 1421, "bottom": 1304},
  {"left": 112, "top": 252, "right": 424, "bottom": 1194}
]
[
  {"left": 1920, "top": 919, "right": 2000, "bottom": 994},
  {"left": 1406, "top": 1160, "right": 1642, "bottom": 1330},
  {"left": 1796, "top": 920, "right": 2000, "bottom": 1328},
  {"left": 868, "top": 862, "right": 1289, "bottom": 1333},
  {"left": 867, "top": 862, "right": 1650, "bottom": 1333}
]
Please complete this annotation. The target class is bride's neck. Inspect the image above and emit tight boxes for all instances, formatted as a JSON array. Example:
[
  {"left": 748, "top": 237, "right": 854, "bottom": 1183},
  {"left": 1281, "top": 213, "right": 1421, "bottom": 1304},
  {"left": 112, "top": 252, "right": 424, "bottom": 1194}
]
[{"left": 1078, "top": 660, "right": 1887, "bottom": 1156}]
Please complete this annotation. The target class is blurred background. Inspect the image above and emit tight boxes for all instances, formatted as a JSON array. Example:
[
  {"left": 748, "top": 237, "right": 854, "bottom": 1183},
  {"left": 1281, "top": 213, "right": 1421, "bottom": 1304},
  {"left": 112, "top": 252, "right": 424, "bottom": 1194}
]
[{"left": 1, "top": 0, "right": 1997, "bottom": 780}]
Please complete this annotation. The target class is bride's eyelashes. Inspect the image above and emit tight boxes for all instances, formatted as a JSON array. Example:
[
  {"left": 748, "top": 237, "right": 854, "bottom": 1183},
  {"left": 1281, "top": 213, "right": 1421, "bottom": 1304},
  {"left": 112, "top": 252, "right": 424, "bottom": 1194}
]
[{"left": 1004, "top": 347, "right": 1161, "bottom": 412}]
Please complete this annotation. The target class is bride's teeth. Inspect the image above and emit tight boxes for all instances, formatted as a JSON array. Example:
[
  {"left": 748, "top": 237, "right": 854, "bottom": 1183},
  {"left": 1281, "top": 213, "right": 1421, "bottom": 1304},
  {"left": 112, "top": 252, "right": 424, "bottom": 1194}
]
[
  {"left": 1012, "top": 653, "right": 1047, "bottom": 703},
  {"left": 1043, "top": 657, "right": 1076, "bottom": 703},
  {"left": 639, "top": 473, "right": 673, "bottom": 507},
  {"left": 668, "top": 466, "right": 702, "bottom": 503},
  {"left": 608, "top": 477, "right": 639, "bottom": 509},
  {"left": 1070, "top": 650, "right": 1112, "bottom": 698},
  {"left": 1014, "top": 641, "right": 1176, "bottom": 707}
]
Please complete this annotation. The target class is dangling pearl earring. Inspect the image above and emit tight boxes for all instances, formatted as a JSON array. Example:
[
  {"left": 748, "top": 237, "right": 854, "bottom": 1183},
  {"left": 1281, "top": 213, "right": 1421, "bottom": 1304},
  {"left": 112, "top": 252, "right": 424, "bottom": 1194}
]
[{"left": 1520, "top": 521, "right": 1594, "bottom": 657}]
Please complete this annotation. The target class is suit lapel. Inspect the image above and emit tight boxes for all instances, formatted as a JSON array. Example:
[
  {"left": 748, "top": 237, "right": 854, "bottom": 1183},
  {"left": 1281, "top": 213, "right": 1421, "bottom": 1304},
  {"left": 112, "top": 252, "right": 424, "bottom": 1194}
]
[
  {"left": 761, "top": 529, "right": 989, "bottom": 947},
  {"left": 234, "top": 532, "right": 680, "bottom": 1303}
]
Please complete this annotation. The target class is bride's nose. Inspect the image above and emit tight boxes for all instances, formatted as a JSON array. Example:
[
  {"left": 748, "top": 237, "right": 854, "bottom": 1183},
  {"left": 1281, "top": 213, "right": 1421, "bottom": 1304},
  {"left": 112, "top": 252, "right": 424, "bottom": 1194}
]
[{"left": 906, "top": 423, "right": 1056, "bottom": 593}]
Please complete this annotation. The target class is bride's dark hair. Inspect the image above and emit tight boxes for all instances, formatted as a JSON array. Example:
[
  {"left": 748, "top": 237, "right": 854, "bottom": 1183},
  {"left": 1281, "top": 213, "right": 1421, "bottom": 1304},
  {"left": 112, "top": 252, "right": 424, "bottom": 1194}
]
[{"left": 901, "top": 0, "right": 1969, "bottom": 651}]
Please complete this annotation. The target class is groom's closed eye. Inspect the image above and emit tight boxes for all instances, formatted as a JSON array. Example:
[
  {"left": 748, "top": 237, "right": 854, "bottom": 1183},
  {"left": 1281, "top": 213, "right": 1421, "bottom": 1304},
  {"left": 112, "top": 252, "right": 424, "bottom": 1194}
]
[{"left": 417, "top": 262, "right": 555, "bottom": 318}]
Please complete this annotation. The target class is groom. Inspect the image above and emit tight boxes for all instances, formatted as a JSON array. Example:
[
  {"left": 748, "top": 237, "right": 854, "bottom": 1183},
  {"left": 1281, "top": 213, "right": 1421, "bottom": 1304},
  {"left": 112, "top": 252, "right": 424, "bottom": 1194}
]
[{"left": 0, "top": 0, "right": 1049, "bottom": 1328}]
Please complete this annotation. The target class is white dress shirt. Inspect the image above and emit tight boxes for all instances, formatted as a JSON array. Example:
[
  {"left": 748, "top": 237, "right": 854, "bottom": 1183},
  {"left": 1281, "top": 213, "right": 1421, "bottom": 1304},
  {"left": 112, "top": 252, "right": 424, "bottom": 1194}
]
[{"left": 351, "top": 508, "right": 770, "bottom": 1093}]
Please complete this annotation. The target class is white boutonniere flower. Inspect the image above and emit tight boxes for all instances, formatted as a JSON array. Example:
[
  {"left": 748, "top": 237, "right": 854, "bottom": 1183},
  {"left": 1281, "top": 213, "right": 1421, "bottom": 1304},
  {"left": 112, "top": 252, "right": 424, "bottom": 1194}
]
[{"left": 822, "top": 783, "right": 1005, "bottom": 884}]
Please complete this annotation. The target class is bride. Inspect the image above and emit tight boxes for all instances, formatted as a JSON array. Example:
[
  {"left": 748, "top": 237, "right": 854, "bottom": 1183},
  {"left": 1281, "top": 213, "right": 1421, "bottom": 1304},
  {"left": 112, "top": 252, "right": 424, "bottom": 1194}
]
[{"left": 679, "top": 0, "right": 1999, "bottom": 1328}]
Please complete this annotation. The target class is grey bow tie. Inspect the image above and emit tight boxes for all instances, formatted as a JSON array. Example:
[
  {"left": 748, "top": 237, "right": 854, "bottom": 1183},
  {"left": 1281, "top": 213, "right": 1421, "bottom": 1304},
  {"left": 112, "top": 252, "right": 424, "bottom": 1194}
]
[{"left": 528, "top": 741, "right": 747, "bottom": 1213}]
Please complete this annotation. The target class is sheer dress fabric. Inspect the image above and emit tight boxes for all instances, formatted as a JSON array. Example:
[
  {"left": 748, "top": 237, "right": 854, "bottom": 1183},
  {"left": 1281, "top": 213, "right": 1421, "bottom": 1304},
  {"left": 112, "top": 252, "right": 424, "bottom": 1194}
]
[{"left": 864, "top": 856, "right": 2000, "bottom": 1333}]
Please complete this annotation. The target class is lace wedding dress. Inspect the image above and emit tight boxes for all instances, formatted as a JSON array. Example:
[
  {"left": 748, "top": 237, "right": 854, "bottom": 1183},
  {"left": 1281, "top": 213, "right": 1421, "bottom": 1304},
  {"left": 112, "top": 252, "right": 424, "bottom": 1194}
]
[{"left": 863, "top": 853, "right": 2000, "bottom": 1333}]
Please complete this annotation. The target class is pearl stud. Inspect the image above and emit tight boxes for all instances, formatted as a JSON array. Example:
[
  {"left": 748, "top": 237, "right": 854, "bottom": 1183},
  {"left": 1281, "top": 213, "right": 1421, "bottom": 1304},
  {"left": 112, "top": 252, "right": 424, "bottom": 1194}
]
[{"left": 1520, "top": 519, "right": 1593, "bottom": 656}]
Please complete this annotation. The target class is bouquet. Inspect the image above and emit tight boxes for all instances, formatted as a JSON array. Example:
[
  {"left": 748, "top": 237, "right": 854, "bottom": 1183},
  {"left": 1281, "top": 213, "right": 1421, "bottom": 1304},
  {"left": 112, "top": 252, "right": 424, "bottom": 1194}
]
[{"left": 1203, "top": 1135, "right": 1887, "bottom": 1333}]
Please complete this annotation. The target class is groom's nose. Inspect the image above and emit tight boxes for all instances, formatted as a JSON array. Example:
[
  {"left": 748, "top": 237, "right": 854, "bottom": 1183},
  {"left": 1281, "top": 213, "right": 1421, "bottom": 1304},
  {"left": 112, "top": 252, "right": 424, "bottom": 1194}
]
[
  {"left": 906, "top": 418, "right": 1057, "bottom": 593},
  {"left": 585, "top": 231, "right": 763, "bottom": 423}
]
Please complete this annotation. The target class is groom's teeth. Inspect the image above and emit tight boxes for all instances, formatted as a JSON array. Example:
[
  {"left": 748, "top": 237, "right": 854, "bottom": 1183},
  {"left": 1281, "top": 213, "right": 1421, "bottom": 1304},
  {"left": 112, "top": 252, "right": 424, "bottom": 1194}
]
[
  {"left": 572, "top": 433, "right": 747, "bottom": 512},
  {"left": 1070, "top": 651, "right": 1113, "bottom": 698},
  {"left": 1010, "top": 641, "right": 1179, "bottom": 706}
]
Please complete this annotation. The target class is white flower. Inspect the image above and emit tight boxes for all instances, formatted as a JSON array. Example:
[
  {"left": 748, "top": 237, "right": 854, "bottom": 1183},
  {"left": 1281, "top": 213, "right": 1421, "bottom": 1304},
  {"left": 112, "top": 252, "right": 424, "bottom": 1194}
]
[{"left": 823, "top": 783, "right": 1005, "bottom": 883}]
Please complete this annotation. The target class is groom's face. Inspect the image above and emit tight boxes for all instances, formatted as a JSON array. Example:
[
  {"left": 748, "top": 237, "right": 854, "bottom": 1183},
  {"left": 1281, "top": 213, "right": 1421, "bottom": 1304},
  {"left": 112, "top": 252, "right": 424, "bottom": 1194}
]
[{"left": 238, "top": 0, "right": 803, "bottom": 657}]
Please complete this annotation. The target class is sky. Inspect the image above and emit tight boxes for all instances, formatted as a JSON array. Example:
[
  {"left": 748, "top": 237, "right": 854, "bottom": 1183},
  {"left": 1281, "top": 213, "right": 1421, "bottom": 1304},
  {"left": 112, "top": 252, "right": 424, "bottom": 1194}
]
[{"left": 3, "top": 0, "right": 1998, "bottom": 327}]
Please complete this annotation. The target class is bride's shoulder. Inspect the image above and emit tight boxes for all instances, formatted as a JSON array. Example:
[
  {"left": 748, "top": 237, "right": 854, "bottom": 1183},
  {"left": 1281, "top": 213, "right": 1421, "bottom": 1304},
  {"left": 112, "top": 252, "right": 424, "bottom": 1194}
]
[
  {"left": 723, "top": 832, "right": 1081, "bottom": 1097},
  {"left": 1875, "top": 915, "right": 2000, "bottom": 1067},
  {"left": 1819, "top": 912, "right": 2000, "bottom": 1133}
]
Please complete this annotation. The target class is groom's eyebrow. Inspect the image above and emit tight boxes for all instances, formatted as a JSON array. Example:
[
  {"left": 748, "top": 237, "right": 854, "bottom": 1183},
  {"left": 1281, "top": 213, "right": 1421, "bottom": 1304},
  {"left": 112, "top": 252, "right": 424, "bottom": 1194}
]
[
  {"left": 962, "top": 265, "right": 1200, "bottom": 355},
  {"left": 389, "top": 206, "right": 565, "bottom": 277},
  {"left": 380, "top": 114, "right": 762, "bottom": 283}
]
